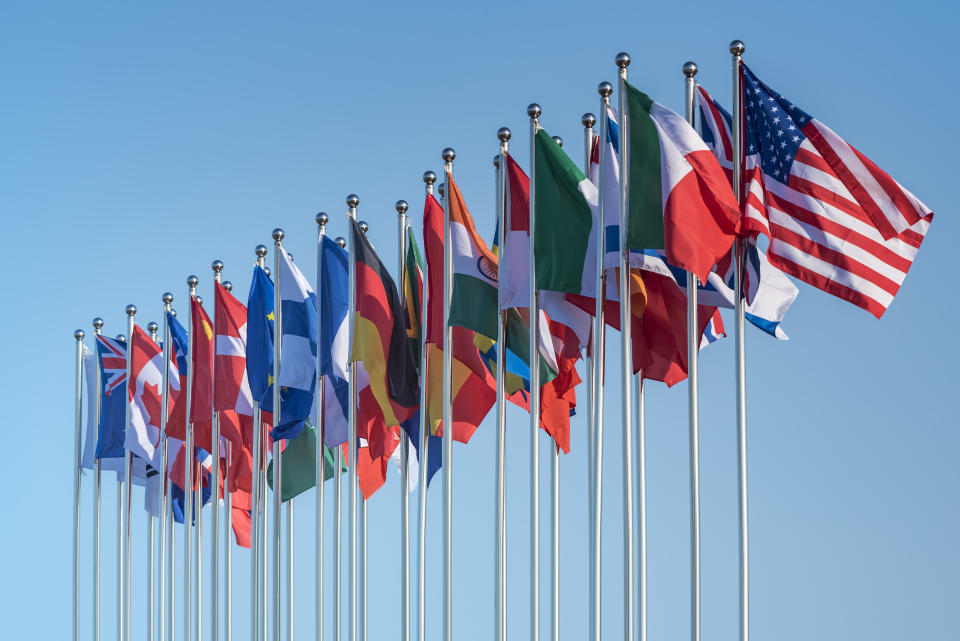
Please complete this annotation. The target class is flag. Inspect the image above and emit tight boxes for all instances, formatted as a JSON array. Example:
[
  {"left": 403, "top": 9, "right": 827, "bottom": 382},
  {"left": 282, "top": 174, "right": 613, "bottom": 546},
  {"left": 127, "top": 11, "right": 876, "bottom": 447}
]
[
  {"left": 95, "top": 335, "right": 128, "bottom": 461},
  {"left": 163, "top": 310, "right": 189, "bottom": 441},
  {"left": 621, "top": 81, "right": 740, "bottom": 282},
  {"left": 737, "top": 64, "right": 932, "bottom": 317},
  {"left": 246, "top": 266, "right": 274, "bottom": 407},
  {"left": 125, "top": 325, "right": 165, "bottom": 468},
  {"left": 318, "top": 235, "right": 350, "bottom": 448},
  {"left": 214, "top": 281, "right": 255, "bottom": 463},
  {"left": 189, "top": 296, "right": 214, "bottom": 428},
  {"left": 266, "top": 421, "right": 345, "bottom": 502},
  {"left": 80, "top": 343, "right": 104, "bottom": 471},
  {"left": 272, "top": 247, "right": 319, "bottom": 441}
]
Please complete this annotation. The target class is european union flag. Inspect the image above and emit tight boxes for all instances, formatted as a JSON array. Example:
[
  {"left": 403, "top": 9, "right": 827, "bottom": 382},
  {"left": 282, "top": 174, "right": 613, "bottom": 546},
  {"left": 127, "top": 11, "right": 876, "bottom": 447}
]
[{"left": 246, "top": 265, "right": 275, "bottom": 407}]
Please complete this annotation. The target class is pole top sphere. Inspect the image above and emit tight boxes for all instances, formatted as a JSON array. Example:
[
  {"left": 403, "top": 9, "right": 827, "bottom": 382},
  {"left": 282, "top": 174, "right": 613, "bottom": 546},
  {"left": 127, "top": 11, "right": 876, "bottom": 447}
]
[
  {"left": 74, "top": 328, "right": 85, "bottom": 340},
  {"left": 263, "top": 267, "right": 271, "bottom": 277},
  {"left": 334, "top": 236, "right": 346, "bottom": 249},
  {"left": 170, "top": 309, "right": 177, "bottom": 318},
  {"left": 358, "top": 221, "right": 369, "bottom": 234},
  {"left": 552, "top": 135, "right": 563, "bottom": 147},
  {"left": 526, "top": 103, "right": 541, "bottom": 119},
  {"left": 582, "top": 113, "right": 596, "bottom": 128},
  {"left": 497, "top": 126, "right": 512, "bottom": 142},
  {"left": 196, "top": 296, "right": 203, "bottom": 305},
  {"left": 346, "top": 194, "right": 360, "bottom": 208},
  {"left": 187, "top": 275, "right": 199, "bottom": 288},
  {"left": 116, "top": 334, "right": 126, "bottom": 343},
  {"left": 422, "top": 171, "right": 437, "bottom": 185},
  {"left": 437, "top": 182, "right": 445, "bottom": 197},
  {"left": 395, "top": 200, "right": 409, "bottom": 214},
  {"left": 125, "top": 304, "right": 137, "bottom": 316},
  {"left": 493, "top": 154, "right": 500, "bottom": 169},
  {"left": 223, "top": 281, "right": 233, "bottom": 292},
  {"left": 729, "top": 40, "right": 745, "bottom": 55},
  {"left": 598, "top": 81, "right": 614, "bottom": 97},
  {"left": 441, "top": 147, "right": 456, "bottom": 163},
  {"left": 615, "top": 52, "right": 631, "bottom": 68},
  {"left": 255, "top": 244, "right": 268, "bottom": 258},
  {"left": 682, "top": 61, "right": 699, "bottom": 77},
  {"left": 211, "top": 259, "right": 224, "bottom": 273},
  {"left": 147, "top": 321, "right": 159, "bottom": 334},
  {"left": 272, "top": 228, "right": 285, "bottom": 242},
  {"left": 316, "top": 212, "right": 329, "bottom": 226},
  {"left": 92, "top": 317, "right": 104, "bottom": 330},
  {"left": 162, "top": 292, "right": 174, "bottom": 305}
]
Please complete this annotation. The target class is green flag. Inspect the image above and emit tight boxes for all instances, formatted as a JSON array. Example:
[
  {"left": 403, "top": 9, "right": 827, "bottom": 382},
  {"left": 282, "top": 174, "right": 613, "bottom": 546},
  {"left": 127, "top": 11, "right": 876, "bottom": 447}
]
[{"left": 267, "top": 421, "right": 345, "bottom": 502}]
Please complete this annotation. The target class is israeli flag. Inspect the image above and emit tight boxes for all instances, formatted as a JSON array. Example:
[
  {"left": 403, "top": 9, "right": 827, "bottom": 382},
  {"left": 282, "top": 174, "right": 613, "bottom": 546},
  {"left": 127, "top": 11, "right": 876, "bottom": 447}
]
[
  {"left": 273, "top": 247, "right": 318, "bottom": 441},
  {"left": 318, "top": 236, "right": 350, "bottom": 448}
]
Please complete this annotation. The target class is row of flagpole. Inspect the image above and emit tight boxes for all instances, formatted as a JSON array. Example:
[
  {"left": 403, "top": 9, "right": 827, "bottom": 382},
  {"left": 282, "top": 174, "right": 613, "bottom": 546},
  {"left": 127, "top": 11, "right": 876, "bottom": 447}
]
[{"left": 69, "top": 42, "right": 758, "bottom": 641}]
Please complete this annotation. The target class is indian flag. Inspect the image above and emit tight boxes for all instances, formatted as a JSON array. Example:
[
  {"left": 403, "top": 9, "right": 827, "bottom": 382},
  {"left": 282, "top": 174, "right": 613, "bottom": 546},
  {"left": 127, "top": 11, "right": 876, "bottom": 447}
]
[{"left": 623, "top": 81, "right": 739, "bottom": 282}]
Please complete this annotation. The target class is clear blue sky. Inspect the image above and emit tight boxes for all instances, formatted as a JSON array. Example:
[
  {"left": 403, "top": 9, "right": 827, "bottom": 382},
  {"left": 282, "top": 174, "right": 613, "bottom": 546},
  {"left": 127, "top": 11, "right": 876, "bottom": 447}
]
[{"left": 2, "top": 2, "right": 956, "bottom": 639}]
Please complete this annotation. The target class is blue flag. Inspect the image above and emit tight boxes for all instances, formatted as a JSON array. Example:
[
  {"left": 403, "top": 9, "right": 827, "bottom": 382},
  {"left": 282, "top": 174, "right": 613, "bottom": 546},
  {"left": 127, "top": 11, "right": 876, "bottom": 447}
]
[
  {"left": 171, "top": 446, "right": 213, "bottom": 524},
  {"left": 246, "top": 266, "right": 275, "bottom": 407},
  {"left": 318, "top": 236, "right": 350, "bottom": 448},
  {"left": 95, "top": 335, "right": 128, "bottom": 460},
  {"left": 166, "top": 310, "right": 189, "bottom": 374}
]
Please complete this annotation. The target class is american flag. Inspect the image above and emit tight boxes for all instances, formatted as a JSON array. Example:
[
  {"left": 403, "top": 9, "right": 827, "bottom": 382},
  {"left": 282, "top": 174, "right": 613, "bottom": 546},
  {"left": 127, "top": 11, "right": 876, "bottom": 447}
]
[
  {"left": 737, "top": 64, "right": 932, "bottom": 318},
  {"left": 96, "top": 335, "right": 127, "bottom": 395}
]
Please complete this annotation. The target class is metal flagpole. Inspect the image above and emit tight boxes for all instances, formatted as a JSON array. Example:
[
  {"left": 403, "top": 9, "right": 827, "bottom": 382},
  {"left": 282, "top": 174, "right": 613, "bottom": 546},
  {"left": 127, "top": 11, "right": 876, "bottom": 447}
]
[
  {"left": 592, "top": 80, "right": 613, "bottom": 641},
  {"left": 211, "top": 260, "right": 224, "bottom": 641},
  {"left": 680, "top": 59, "right": 702, "bottom": 641},
  {"left": 345, "top": 195, "right": 359, "bottom": 641},
  {"left": 123, "top": 305, "right": 137, "bottom": 641},
  {"left": 614, "top": 51, "right": 636, "bottom": 641},
  {"left": 525, "top": 103, "right": 541, "bottom": 641},
  {"left": 288, "top": 491, "right": 295, "bottom": 641},
  {"left": 261, "top": 261, "right": 270, "bottom": 641},
  {"left": 116, "top": 353, "right": 125, "bottom": 641},
  {"left": 147, "top": 321, "right": 160, "bottom": 641},
  {"left": 356, "top": 222, "right": 370, "bottom": 641},
  {"left": 493, "top": 127, "right": 510, "bottom": 641},
  {"left": 252, "top": 244, "right": 268, "bottom": 641},
  {"left": 332, "top": 235, "right": 346, "bottom": 641},
  {"left": 634, "top": 372, "right": 646, "bottom": 641},
  {"left": 272, "top": 229, "right": 285, "bottom": 641},
  {"left": 159, "top": 296, "right": 173, "bottom": 641},
  {"left": 440, "top": 147, "right": 455, "bottom": 641},
  {"left": 729, "top": 38, "right": 750, "bottom": 641},
  {"left": 549, "top": 133, "right": 564, "bottom": 641},
  {"left": 196, "top": 295, "right": 206, "bottom": 641},
  {"left": 92, "top": 317, "right": 104, "bottom": 641},
  {"left": 316, "top": 213, "right": 329, "bottom": 641},
  {"left": 73, "top": 328, "right": 85, "bottom": 641},
  {"left": 395, "top": 200, "right": 411, "bottom": 641},
  {"left": 222, "top": 280, "right": 235, "bottom": 641},
  {"left": 417, "top": 171, "right": 434, "bottom": 641},
  {"left": 185, "top": 275, "right": 198, "bottom": 641}
]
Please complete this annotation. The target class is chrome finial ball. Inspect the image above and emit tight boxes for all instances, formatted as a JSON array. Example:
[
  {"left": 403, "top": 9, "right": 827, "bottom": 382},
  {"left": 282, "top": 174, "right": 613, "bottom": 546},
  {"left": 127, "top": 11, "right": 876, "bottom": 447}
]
[
  {"left": 682, "top": 61, "right": 698, "bottom": 77},
  {"left": 147, "top": 321, "right": 159, "bottom": 334},
  {"left": 116, "top": 334, "right": 126, "bottom": 343},
  {"left": 422, "top": 171, "right": 437, "bottom": 185},
  {"left": 187, "top": 275, "right": 199, "bottom": 288},
  {"left": 125, "top": 304, "right": 137, "bottom": 316},
  {"left": 74, "top": 328, "right": 85, "bottom": 340},
  {"left": 211, "top": 259, "right": 224, "bottom": 273},
  {"left": 493, "top": 154, "right": 500, "bottom": 168},
  {"left": 437, "top": 182, "right": 445, "bottom": 197},
  {"left": 582, "top": 113, "right": 596, "bottom": 128},
  {"left": 272, "top": 228, "right": 285, "bottom": 242},
  {"left": 497, "top": 126, "right": 512, "bottom": 142},
  {"left": 92, "top": 317, "right": 104, "bottom": 330},
  {"left": 316, "top": 212, "right": 329, "bottom": 226},
  {"left": 223, "top": 281, "right": 233, "bottom": 292},
  {"left": 334, "top": 236, "right": 346, "bottom": 249},
  {"left": 162, "top": 292, "right": 174, "bottom": 305},
  {"left": 395, "top": 200, "right": 409, "bottom": 214},
  {"left": 729, "top": 40, "right": 745, "bottom": 56},
  {"left": 598, "top": 81, "right": 613, "bottom": 97},
  {"left": 358, "top": 221, "right": 369, "bottom": 234},
  {"left": 346, "top": 194, "right": 360, "bottom": 208},
  {"left": 526, "top": 103, "right": 541, "bottom": 119},
  {"left": 552, "top": 135, "right": 563, "bottom": 147},
  {"left": 196, "top": 296, "right": 204, "bottom": 305},
  {"left": 441, "top": 147, "right": 456, "bottom": 163},
  {"left": 255, "top": 244, "right": 268, "bottom": 258},
  {"left": 615, "top": 52, "right": 631, "bottom": 68},
  {"left": 263, "top": 267, "right": 271, "bottom": 277}
]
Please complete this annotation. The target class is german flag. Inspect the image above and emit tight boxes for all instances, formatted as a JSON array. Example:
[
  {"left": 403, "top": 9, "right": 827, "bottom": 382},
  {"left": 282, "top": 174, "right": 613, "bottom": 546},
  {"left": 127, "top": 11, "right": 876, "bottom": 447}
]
[{"left": 350, "top": 218, "right": 419, "bottom": 437}]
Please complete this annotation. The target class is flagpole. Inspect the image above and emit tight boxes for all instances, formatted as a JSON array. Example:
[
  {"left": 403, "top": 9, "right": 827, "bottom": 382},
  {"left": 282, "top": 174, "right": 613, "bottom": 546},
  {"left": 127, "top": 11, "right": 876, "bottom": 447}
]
[
  {"left": 440, "top": 147, "right": 456, "bottom": 641},
  {"left": 634, "top": 372, "right": 646, "bottom": 641},
  {"left": 334, "top": 235, "right": 347, "bottom": 641},
  {"left": 260, "top": 266, "right": 270, "bottom": 641},
  {"left": 316, "top": 213, "right": 329, "bottom": 641},
  {"left": 92, "top": 317, "right": 104, "bottom": 641},
  {"left": 525, "top": 103, "right": 542, "bottom": 641},
  {"left": 345, "top": 195, "right": 359, "bottom": 641},
  {"left": 185, "top": 276, "right": 198, "bottom": 641},
  {"left": 159, "top": 296, "right": 173, "bottom": 641},
  {"left": 614, "top": 51, "right": 636, "bottom": 641},
  {"left": 548, "top": 133, "right": 564, "bottom": 641},
  {"left": 395, "top": 200, "right": 411, "bottom": 641},
  {"left": 117, "top": 371, "right": 125, "bottom": 641},
  {"left": 272, "top": 229, "right": 285, "bottom": 641},
  {"left": 123, "top": 304, "right": 137, "bottom": 641},
  {"left": 288, "top": 489, "right": 295, "bottom": 641},
  {"left": 494, "top": 127, "right": 510, "bottom": 641},
  {"left": 196, "top": 296, "right": 206, "bottom": 641},
  {"left": 211, "top": 260, "right": 224, "bottom": 641},
  {"left": 729, "top": 38, "right": 750, "bottom": 641},
  {"left": 222, "top": 280, "right": 235, "bottom": 641},
  {"left": 252, "top": 245, "right": 268, "bottom": 641},
  {"left": 354, "top": 221, "right": 371, "bottom": 641},
  {"left": 73, "top": 327, "right": 85, "bottom": 641},
  {"left": 592, "top": 80, "right": 612, "bottom": 641},
  {"left": 417, "top": 171, "right": 434, "bottom": 641},
  {"left": 147, "top": 321, "right": 160, "bottom": 641}
]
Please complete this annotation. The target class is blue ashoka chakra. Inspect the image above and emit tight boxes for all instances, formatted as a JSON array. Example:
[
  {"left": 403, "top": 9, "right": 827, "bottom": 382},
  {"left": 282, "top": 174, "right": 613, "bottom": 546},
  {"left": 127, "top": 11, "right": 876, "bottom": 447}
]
[{"left": 477, "top": 256, "right": 498, "bottom": 283}]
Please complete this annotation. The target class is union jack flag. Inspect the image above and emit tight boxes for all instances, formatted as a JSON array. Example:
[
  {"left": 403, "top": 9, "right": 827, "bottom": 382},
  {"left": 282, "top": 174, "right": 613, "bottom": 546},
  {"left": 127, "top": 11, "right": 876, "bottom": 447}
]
[{"left": 97, "top": 335, "right": 127, "bottom": 395}]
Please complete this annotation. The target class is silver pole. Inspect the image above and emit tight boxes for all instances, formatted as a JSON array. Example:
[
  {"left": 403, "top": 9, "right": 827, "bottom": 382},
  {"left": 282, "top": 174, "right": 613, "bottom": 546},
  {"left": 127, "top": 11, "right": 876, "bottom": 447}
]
[
  {"left": 525, "top": 103, "right": 541, "bottom": 641},
  {"left": 253, "top": 246, "right": 268, "bottom": 641},
  {"left": 345, "top": 195, "right": 359, "bottom": 641},
  {"left": 614, "top": 51, "right": 636, "bottom": 641},
  {"left": 440, "top": 147, "right": 456, "bottom": 641},
  {"left": 123, "top": 305, "right": 137, "bottom": 641},
  {"left": 221, "top": 281, "right": 235, "bottom": 641},
  {"left": 332, "top": 234, "right": 347, "bottom": 641},
  {"left": 417, "top": 172, "right": 435, "bottom": 641},
  {"left": 147, "top": 322, "right": 161, "bottom": 641},
  {"left": 634, "top": 373, "right": 647, "bottom": 641},
  {"left": 356, "top": 221, "right": 371, "bottom": 641},
  {"left": 196, "top": 468, "right": 203, "bottom": 641},
  {"left": 92, "top": 317, "right": 104, "bottom": 641},
  {"left": 680, "top": 60, "right": 702, "bottom": 641},
  {"left": 118, "top": 471, "right": 124, "bottom": 641},
  {"left": 316, "top": 213, "right": 329, "bottom": 641},
  {"left": 288, "top": 497, "right": 295, "bottom": 641},
  {"left": 395, "top": 200, "right": 411, "bottom": 641},
  {"left": 159, "top": 299, "right": 172, "bottom": 641},
  {"left": 272, "top": 229, "right": 285, "bottom": 641},
  {"left": 730, "top": 38, "right": 750, "bottom": 641},
  {"left": 592, "top": 80, "right": 613, "bottom": 641},
  {"left": 185, "top": 275, "right": 198, "bottom": 641},
  {"left": 548, "top": 134, "right": 564, "bottom": 641},
  {"left": 72, "top": 328, "right": 85, "bottom": 641},
  {"left": 211, "top": 261, "right": 224, "bottom": 641}
]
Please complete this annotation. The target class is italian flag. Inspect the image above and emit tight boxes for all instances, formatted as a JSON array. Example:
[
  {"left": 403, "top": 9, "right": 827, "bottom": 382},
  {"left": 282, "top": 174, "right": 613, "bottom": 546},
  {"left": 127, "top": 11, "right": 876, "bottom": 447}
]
[{"left": 624, "top": 81, "right": 739, "bottom": 282}]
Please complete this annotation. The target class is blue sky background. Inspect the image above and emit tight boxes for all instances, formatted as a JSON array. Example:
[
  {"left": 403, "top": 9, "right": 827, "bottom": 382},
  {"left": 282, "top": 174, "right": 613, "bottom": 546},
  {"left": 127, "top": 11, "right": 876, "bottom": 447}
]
[{"left": 2, "top": 2, "right": 956, "bottom": 639}]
